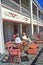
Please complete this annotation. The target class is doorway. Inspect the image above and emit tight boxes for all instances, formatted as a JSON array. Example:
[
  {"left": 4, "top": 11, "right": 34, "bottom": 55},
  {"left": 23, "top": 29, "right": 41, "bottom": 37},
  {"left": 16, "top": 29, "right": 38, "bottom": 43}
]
[{"left": 14, "top": 24, "right": 18, "bottom": 34}]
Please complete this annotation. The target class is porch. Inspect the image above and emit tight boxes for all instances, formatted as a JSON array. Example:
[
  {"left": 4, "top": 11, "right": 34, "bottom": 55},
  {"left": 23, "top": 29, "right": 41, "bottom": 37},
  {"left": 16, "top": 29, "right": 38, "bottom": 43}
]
[{"left": 0, "top": 44, "right": 43, "bottom": 65}]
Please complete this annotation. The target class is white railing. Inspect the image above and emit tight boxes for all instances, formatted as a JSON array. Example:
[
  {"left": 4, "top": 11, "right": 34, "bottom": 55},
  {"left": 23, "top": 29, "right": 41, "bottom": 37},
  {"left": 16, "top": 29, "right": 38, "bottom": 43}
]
[
  {"left": 21, "top": 6, "right": 31, "bottom": 17},
  {"left": 39, "top": 18, "right": 43, "bottom": 23},
  {"left": 2, "top": 0, "right": 20, "bottom": 12},
  {"left": 33, "top": 14, "right": 43, "bottom": 24},
  {"left": 33, "top": 14, "right": 37, "bottom": 24},
  {"left": 33, "top": 14, "right": 37, "bottom": 20}
]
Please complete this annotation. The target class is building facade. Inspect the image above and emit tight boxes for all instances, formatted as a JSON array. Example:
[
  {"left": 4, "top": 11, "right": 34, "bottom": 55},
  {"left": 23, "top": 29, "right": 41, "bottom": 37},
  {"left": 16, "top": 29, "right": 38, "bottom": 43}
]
[{"left": 0, "top": 0, "right": 43, "bottom": 54}]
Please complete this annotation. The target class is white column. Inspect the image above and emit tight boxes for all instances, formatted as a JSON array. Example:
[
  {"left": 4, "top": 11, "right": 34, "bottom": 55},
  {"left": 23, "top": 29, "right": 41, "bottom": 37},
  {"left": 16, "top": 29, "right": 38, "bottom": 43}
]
[
  {"left": 37, "top": 7, "right": 39, "bottom": 33},
  {"left": 30, "top": 0, "right": 34, "bottom": 38},
  {"left": 0, "top": 1, "right": 5, "bottom": 54},
  {"left": 20, "top": 24, "right": 22, "bottom": 36},
  {"left": 20, "top": 0, "right": 22, "bottom": 36},
  {"left": 20, "top": 0, "right": 21, "bottom": 12}
]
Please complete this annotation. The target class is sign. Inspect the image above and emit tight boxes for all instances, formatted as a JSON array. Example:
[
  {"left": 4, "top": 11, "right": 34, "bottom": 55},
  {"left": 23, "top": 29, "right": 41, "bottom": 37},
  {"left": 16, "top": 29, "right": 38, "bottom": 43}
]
[
  {"left": 2, "top": 7, "right": 30, "bottom": 24},
  {"left": 4, "top": 11, "right": 17, "bottom": 17}
]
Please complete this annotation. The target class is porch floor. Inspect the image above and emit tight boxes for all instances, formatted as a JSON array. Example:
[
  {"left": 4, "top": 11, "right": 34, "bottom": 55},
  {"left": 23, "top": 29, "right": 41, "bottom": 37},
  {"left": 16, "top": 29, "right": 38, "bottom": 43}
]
[{"left": 0, "top": 44, "right": 43, "bottom": 65}]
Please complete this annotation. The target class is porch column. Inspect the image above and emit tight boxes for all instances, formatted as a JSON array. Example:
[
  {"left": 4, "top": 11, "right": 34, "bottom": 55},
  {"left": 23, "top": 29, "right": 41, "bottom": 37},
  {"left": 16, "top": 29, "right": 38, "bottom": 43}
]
[
  {"left": 37, "top": 7, "right": 39, "bottom": 33},
  {"left": 20, "top": 0, "right": 22, "bottom": 36},
  {"left": 0, "top": 1, "right": 5, "bottom": 54},
  {"left": 30, "top": 0, "right": 34, "bottom": 38},
  {"left": 20, "top": 24, "right": 22, "bottom": 36}
]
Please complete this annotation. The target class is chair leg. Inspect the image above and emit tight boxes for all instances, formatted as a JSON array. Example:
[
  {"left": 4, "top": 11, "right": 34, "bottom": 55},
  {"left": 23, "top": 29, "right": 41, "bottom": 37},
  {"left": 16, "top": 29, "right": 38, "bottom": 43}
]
[{"left": 10, "top": 55, "right": 13, "bottom": 63}]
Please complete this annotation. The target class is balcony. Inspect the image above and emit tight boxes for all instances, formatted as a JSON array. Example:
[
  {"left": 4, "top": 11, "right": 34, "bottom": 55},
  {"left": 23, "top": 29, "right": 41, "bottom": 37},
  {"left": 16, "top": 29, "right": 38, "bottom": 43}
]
[
  {"left": 33, "top": 14, "right": 37, "bottom": 25},
  {"left": 1, "top": 0, "right": 31, "bottom": 18},
  {"left": 1, "top": 0, "right": 43, "bottom": 26},
  {"left": 33, "top": 14, "right": 43, "bottom": 25},
  {"left": 21, "top": 6, "right": 31, "bottom": 18},
  {"left": 33, "top": 14, "right": 37, "bottom": 20},
  {"left": 39, "top": 18, "right": 43, "bottom": 25},
  {"left": 1, "top": 0, "right": 20, "bottom": 12}
]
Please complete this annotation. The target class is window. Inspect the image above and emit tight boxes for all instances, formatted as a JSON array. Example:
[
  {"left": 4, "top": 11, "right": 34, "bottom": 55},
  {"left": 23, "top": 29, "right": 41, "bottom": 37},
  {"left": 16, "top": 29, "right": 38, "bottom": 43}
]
[
  {"left": 21, "top": 0, "right": 29, "bottom": 10},
  {"left": 13, "top": 0, "right": 19, "bottom": 4}
]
